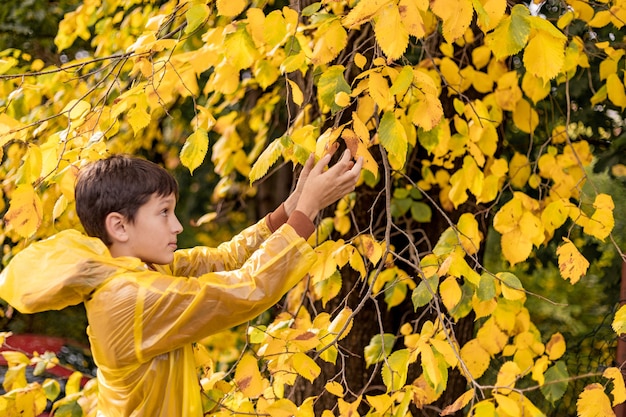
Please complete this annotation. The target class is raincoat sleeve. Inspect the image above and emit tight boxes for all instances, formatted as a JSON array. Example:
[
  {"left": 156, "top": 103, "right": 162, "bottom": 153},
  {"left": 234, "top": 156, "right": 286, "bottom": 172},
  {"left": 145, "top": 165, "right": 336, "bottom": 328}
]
[
  {"left": 86, "top": 222, "right": 316, "bottom": 366},
  {"left": 170, "top": 205, "right": 295, "bottom": 276}
]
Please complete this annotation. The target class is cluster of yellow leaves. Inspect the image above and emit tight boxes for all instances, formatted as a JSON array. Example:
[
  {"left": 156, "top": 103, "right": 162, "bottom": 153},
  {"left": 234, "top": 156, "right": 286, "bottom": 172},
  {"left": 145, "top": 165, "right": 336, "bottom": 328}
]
[{"left": 0, "top": 338, "right": 97, "bottom": 417}]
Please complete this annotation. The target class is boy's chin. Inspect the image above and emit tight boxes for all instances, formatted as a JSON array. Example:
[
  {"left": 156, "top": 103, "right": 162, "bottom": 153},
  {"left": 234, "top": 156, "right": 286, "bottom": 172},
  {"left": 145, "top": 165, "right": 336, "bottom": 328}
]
[{"left": 143, "top": 254, "right": 174, "bottom": 266}]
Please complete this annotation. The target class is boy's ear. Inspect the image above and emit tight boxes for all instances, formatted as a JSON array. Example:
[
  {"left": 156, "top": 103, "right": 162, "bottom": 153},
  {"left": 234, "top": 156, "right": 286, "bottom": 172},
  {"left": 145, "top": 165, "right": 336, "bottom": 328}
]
[{"left": 105, "top": 212, "right": 129, "bottom": 243}]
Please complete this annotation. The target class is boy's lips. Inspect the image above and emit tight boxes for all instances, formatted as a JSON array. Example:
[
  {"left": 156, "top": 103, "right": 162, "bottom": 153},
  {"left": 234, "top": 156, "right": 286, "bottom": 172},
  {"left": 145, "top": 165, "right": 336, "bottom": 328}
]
[{"left": 168, "top": 242, "right": 177, "bottom": 250}]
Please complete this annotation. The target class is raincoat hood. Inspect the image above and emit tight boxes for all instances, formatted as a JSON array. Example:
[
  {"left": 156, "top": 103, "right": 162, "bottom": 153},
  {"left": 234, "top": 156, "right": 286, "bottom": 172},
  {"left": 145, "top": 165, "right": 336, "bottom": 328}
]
[{"left": 0, "top": 229, "right": 136, "bottom": 314}]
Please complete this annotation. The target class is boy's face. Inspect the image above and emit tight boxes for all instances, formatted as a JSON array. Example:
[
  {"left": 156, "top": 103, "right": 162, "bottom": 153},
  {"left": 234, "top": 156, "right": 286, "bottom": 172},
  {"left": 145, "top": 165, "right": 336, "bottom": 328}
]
[{"left": 123, "top": 193, "right": 183, "bottom": 265}]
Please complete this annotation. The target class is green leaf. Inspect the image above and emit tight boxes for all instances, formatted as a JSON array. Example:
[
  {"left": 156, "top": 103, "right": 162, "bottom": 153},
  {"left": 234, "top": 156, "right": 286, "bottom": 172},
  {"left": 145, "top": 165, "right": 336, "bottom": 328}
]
[
  {"left": 498, "top": 271, "right": 523, "bottom": 290},
  {"left": 485, "top": 4, "right": 531, "bottom": 60},
  {"left": 185, "top": 3, "right": 209, "bottom": 34},
  {"left": 378, "top": 111, "right": 408, "bottom": 170},
  {"left": 477, "top": 273, "right": 496, "bottom": 301},
  {"left": 410, "top": 202, "right": 432, "bottom": 222},
  {"left": 381, "top": 349, "right": 410, "bottom": 392},
  {"left": 389, "top": 66, "right": 414, "bottom": 97},
  {"left": 42, "top": 379, "right": 61, "bottom": 402},
  {"left": 390, "top": 197, "right": 412, "bottom": 217},
  {"left": 53, "top": 401, "right": 83, "bottom": 417},
  {"left": 314, "top": 270, "right": 343, "bottom": 308},
  {"left": 249, "top": 137, "right": 284, "bottom": 183},
  {"left": 364, "top": 333, "right": 396, "bottom": 368},
  {"left": 384, "top": 279, "right": 407, "bottom": 310},
  {"left": 180, "top": 128, "right": 209, "bottom": 175},
  {"left": 412, "top": 275, "right": 439, "bottom": 310},
  {"left": 316, "top": 65, "right": 351, "bottom": 114},
  {"left": 541, "top": 360, "right": 568, "bottom": 403},
  {"left": 302, "top": 2, "right": 322, "bottom": 16}
]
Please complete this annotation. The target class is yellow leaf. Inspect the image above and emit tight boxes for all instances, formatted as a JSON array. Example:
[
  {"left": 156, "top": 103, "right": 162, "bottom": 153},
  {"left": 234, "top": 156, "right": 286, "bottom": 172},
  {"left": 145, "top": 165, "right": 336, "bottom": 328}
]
[
  {"left": 325, "top": 381, "right": 344, "bottom": 397},
  {"left": 522, "top": 72, "right": 550, "bottom": 103},
  {"left": 541, "top": 198, "right": 569, "bottom": 237},
  {"left": 532, "top": 355, "right": 549, "bottom": 385},
  {"left": 292, "top": 352, "right": 321, "bottom": 383},
  {"left": 62, "top": 99, "right": 91, "bottom": 121},
  {"left": 335, "top": 91, "right": 351, "bottom": 107},
  {"left": 494, "top": 393, "right": 521, "bottom": 416},
  {"left": 342, "top": 128, "right": 378, "bottom": 178},
  {"left": 501, "top": 229, "right": 533, "bottom": 266},
  {"left": 4, "top": 184, "right": 43, "bottom": 238},
  {"left": 556, "top": 237, "right": 589, "bottom": 284},
  {"left": 224, "top": 26, "right": 258, "bottom": 70},
  {"left": 431, "top": 0, "right": 473, "bottom": 43},
  {"left": 475, "top": 0, "right": 507, "bottom": 32},
  {"left": 523, "top": 30, "right": 566, "bottom": 82},
  {"left": 411, "top": 92, "right": 444, "bottom": 131},
  {"left": 216, "top": 0, "right": 246, "bottom": 17},
  {"left": 441, "top": 388, "right": 475, "bottom": 416},
  {"left": 312, "top": 19, "right": 348, "bottom": 65},
  {"left": 457, "top": 213, "right": 482, "bottom": 255},
  {"left": 493, "top": 197, "right": 523, "bottom": 234},
  {"left": 472, "top": 45, "right": 492, "bottom": 69},
  {"left": 264, "top": 398, "right": 298, "bottom": 417},
  {"left": 613, "top": 305, "right": 626, "bottom": 335},
  {"left": 366, "top": 393, "right": 393, "bottom": 413},
  {"left": 180, "top": 128, "right": 208, "bottom": 175},
  {"left": 603, "top": 367, "right": 626, "bottom": 406},
  {"left": 369, "top": 71, "right": 392, "bottom": 110},
  {"left": 577, "top": 383, "right": 615, "bottom": 417},
  {"left": 235, "top": 353, "right": 265, "bottom": 398},
  {"left": 328, "top": 307, "right": 354, "bottom": 341},
  {"left": 460, "top": 340, "right": 492, "bottom": 380},
  {"left": 431, "top": 338, "right": 458, "bottom": 367},
  {"left": 583, "top": 193, "right": 614, "bottom": 241},
  {"left": 477, "top": 318, "right": 509, "bottom": 356},
  {"left": 440, "top": 276, "right": 462, "bottom": 312},
  {"left": 512, "top": 98, "right": 539, "bottom": 133},
  {"left": 128, "top": 95, "right": 151, "bottom": 135},
  {"left": 381, "top": 349, "right": 410, "bottom": 392},
  {"left": 398, "top": 0, "right": 427, "bottom": 38},
  {"left": 472, "top": 400, "right": 497, "bottom": 416},
  {"left": 495, "top": 361, "right": 521, "bottom": 395},
  {"left": 378, "top": 111, "right": 408, "bottom": 170},
  {"left": 343, "top": 0, "right": 392, "bottom": 28},
  {"left": 250, "top": 137, "right": 283, "bottom": 183},
  {"left": 374, "top": 4, "right": 409, "bottom": 60},
  {"left": 495, "top": 71, "right": 523, "bottom": 111},
  {"left": 545, "top": 332, "right": 566, "bottom": 360},
  {"left": 65, "top": 371, "right": 83, "bottom": 396},
  {"left": 606, "top": 73, "right": 626, "bottom": 109},
  {"left": 263, "top": 10, "right": 288, "bottom": 48},
  {"left": 509, "top": 153, "right": 531, "bottom": 189}
]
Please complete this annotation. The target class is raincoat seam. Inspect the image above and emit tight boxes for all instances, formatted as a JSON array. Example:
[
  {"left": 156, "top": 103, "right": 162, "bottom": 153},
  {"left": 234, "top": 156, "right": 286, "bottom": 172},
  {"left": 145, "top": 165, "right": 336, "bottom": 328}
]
[{"left": 134, "top": 286, "right": 145, "bottom": 363}]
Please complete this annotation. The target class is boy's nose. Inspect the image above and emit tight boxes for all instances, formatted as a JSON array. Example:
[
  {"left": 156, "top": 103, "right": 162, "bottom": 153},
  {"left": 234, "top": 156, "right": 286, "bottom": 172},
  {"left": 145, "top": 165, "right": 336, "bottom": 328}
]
[{"left": 172, "top": 216, "right": 183, "bottom": 234}]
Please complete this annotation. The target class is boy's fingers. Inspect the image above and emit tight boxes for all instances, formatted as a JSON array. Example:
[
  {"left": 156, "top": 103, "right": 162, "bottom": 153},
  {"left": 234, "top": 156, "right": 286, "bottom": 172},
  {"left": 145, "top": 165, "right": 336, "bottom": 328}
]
[
  {"left": 302, "top": 153, "right": 315, "bottom": 173},
  {"left": 312, "top": 153, "right": 332, "bottom": 174}
]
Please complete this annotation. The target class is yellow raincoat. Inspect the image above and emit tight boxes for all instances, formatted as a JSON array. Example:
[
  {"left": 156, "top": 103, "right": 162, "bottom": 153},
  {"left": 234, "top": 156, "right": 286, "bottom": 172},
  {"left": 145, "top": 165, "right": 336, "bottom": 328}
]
[{"left": 0, "top": 216, "right": 316, "bottom": 417}]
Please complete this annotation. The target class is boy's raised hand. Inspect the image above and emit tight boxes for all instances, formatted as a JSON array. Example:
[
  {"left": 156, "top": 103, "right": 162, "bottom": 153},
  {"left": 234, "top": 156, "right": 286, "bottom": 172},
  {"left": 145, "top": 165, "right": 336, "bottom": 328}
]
[{"left": 294, "top": 149, "right": 363, "bottom": 221}]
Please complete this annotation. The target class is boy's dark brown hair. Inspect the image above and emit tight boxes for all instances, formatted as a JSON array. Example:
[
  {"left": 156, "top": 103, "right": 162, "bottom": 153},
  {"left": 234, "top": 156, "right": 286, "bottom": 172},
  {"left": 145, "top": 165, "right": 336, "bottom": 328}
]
[{"left": 75, "top": 155, "right": 179, "bottom": 245}]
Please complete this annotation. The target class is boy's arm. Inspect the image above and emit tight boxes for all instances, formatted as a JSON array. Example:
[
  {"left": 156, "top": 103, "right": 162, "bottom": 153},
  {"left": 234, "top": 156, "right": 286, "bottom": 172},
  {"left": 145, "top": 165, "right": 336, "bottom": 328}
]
[
  {"left": 87, "top": 223, "right": 316, "bottom": 365},
  {"left": 171, "top": 205, "right": 313, "bottom": 276},
  {"left": 171, "top": 148, "right": 361, "bottom": 276}
]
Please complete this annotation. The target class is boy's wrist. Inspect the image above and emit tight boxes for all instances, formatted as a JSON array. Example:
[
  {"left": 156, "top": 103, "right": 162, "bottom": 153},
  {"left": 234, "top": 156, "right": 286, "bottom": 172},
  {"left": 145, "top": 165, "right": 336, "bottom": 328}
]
[
  {"left": 294, "top": 201, "right": 319, "bottom": 221},
  {"left": 284, "top": 194, "right": 297, "bottom": 216}
]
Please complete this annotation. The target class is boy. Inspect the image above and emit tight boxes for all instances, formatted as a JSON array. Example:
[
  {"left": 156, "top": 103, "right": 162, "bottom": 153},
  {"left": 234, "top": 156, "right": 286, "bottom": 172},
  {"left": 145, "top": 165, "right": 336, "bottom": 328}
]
[{"left": 0, "top": 149, "right": 362, "bottom": 416}]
